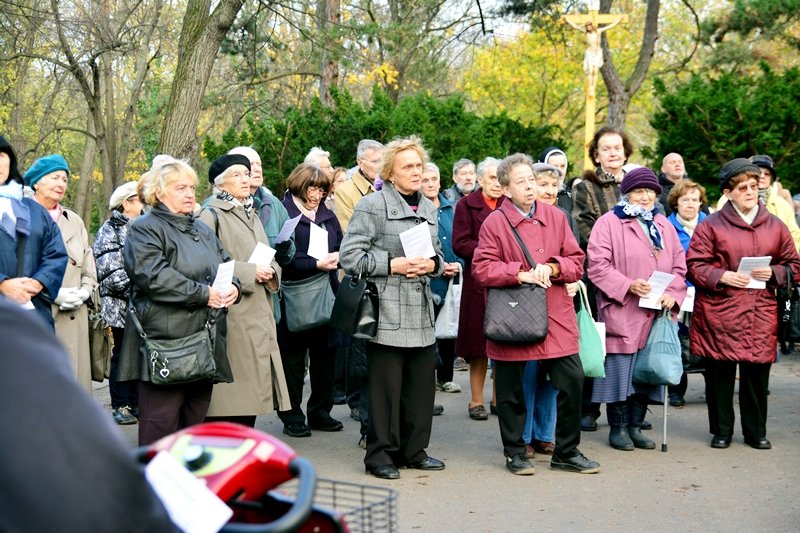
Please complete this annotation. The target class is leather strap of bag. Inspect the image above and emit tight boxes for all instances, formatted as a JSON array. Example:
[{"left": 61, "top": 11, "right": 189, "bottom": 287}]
[
  {"left": 499, "top": 209, "right": 538, "bottom": 270},
  {"left": 15, "top": 233, "right": 27, "bottom": 277},
  {"left": 129, "top": 304, "right": 212, "bottom": 340}
]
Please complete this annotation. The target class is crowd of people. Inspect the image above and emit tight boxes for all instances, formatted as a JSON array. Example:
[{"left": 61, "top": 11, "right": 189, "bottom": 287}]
[{"left": 1, "top": 126, "right": 798, "bottom": 481}]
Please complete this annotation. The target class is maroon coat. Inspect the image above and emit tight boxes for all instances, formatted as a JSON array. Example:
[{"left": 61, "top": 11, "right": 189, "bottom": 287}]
[
  {"left": 452, "top": 191, "right": 505, "bottom": 359},
  {"left": 472, "top": 200, "right": 584, "bottom": 361},
  {"left": 687, "top": 201, "right": 800, "bottom": 363}
]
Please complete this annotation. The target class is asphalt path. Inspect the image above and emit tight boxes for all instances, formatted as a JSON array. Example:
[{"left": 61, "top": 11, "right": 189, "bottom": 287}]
[{"left": 99, "top": 353, "right": 800, "bottom": 532}]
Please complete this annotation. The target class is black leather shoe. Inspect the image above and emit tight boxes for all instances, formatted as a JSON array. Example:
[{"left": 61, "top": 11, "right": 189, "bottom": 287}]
[
  {"left": 332, "top": 394, "right": 346, "bottom": 405},
  {"left": 581, "top": 414, "right": 598, "bottom": 432},
  {"left": 640, "top": 419, "right": 653, "bottom": 430},
  {"left": 309, "top": 418, "right": 344, "bottom": 432},
  {"left": 408, "top": 456, "right": 445, "bottom": 470},
  {"left": 710, "top": 435, "right": 732, "bottom": 449},
  {"left": 283, "top": 424, "right": 312, "bottom": 438},
  {"left": 744, "top": 436, "right": 772, "bottom": 450},
  {"left": 433, "top": 404, "right": 444, "bottom": 416},
  {"left": 368, "top": 464, "right": 400, "bottom": 480}
]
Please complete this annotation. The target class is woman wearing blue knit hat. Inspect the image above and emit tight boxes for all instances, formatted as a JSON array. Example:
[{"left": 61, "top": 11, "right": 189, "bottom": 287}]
[
  {"left": 0, "top": 139, "right": 67, "bottom": 328},
  {"left": 26, "top": 154, "right": 98, "bottom": 392}
]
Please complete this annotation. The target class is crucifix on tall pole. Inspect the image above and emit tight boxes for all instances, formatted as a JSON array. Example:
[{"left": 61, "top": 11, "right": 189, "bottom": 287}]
[{"left": 562, "top": 1, "right": 628, "bottom": 170}]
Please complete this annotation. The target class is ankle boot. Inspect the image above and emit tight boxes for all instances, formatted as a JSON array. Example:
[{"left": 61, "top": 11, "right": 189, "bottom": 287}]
[
  {"left": 628, "top": 397, "right": 655, "bottom": 449},
  {"left": 607, "top": 402, "right": 634, "bottom": 451}
]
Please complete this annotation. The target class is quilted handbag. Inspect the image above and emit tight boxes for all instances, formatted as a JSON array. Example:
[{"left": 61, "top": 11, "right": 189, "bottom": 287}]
[{"left": 483, "top": 212, "right": 548, "bottom": 344}]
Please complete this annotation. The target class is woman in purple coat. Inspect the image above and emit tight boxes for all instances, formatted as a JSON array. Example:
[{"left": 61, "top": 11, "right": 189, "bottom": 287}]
[
  {"left": 687, "top": 159, "right": 800, "bottom": 450},
  {"left": 473, "top": 153, "right": 598, "bottom": 476},
  {"left": 588, "top": 167, "right": 687, "bottom": 451}
]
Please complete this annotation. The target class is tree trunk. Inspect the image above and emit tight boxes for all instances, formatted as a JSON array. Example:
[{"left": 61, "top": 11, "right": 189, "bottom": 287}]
[
  {"left": 599, "top": 0, "right": 660, "bottom": 129},
  {"left": 75, "top": 119, "right": 96, "bottom": 226},
  {"left": 157, "top": 0, "right": 246, "bottom": 161},
  {"left": 317, "top": 0, "right": 341, "bottom": 108}
]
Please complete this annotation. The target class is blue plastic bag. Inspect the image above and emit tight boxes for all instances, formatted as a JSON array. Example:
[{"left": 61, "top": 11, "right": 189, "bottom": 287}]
[{"left": 633, "top": 309, "right": 682, "bottom": 386}]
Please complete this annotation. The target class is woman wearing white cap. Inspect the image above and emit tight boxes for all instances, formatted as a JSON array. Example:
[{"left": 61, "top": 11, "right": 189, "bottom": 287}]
[{"left": 93, "top": 181, "right": 143, "bottom": 425}]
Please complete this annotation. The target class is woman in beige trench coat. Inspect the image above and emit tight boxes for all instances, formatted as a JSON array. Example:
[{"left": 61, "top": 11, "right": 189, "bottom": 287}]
[
  {"left": 199, "top": 154, "right": 290, "bottom": 426},
  {"left": 25, "top": 155, "right": 97, "bottom": 392}
]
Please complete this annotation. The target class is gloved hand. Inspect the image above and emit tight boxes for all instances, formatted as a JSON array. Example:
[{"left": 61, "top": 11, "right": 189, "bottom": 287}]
[
  {"left": 56, "top": 287, "right": 84, "bottom": 311},
  {"left": 54, "top": 287, "right": 77, "bottom": 307},
  {"left": 74, "top": 288, "right": 91, "bottom": 303}
]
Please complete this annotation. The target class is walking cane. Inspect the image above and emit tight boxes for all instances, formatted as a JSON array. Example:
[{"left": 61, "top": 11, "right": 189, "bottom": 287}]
[{"left": 661, "top": 385, "right": 668, "bottom": 452}]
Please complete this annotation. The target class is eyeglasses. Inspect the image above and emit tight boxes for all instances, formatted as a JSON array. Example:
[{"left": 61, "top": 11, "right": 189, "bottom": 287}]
[
  {"left": 677, "top": 197, "right": 701, "bottom": 204},
  {"left": 733, "top": 183, "right": 759, "bottom": 193},
  {"left": 228, "top": 171, "right": 251, "bottom": 181},
  {"left": 307, "top": 186, "right": 327, "bottom": 198}
]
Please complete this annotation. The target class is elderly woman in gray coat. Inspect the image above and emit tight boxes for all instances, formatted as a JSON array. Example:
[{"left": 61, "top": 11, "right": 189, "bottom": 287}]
[{"left": 340, "top": 136, "right": 446, "bottom": 481}]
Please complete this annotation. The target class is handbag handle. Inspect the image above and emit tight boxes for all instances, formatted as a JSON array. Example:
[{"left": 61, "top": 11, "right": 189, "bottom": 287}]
[
  {"left": 129, "top": 304, "right": 212, "bottom": 341},
  {"left": 499, "top": 209, "right": 538, "bottom": 270},
  {"left": 577, "top": 280, "right": 593, "bottom": 319}
]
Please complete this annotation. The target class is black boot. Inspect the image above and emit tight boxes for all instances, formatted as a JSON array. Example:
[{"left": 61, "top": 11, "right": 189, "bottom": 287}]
[
  {"left": 628, "top": 396, "right": 655, "bottom": 449},
  {"left": 607, "top": 402, "right": 634, "bottom": 451}
]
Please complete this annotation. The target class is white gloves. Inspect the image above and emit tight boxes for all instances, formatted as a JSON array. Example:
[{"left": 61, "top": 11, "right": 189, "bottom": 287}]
[{"left": 55, "top": 287, "right": 90, "bottom": 311}]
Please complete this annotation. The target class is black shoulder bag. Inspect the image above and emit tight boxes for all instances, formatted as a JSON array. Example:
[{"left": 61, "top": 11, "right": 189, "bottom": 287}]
[
  {"left": 329, "top": 258, "right": 379, "bottom": 339},
  {"left": 483, "top": 211, "right": 549, "bottom": 344},
  {"left": 778, "top": 265, "right": 800, "bottom": 353}
]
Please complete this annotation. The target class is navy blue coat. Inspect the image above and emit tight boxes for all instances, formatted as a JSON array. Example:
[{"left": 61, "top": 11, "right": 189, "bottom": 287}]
[{"left": 0, "top": 198, "right": 67, "bottom": 327}]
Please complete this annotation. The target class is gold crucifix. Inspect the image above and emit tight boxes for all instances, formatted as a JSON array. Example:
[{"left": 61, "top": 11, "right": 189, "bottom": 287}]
[{"left": 562, "top": 2, "right": 628, "bottom": 169}]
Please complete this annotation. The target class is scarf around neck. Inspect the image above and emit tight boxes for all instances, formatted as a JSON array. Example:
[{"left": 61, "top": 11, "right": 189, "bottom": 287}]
[
  {"left": 0, "top": 181, "right": 31, "bottom": 239},
  {"left": 613, "top": 200, "right": 662, "bottom": 250},
  {"left": 675, "top": 213, "right": 698, "bottom": 237},
  {"left": 216, "top": 190, "right": 254, "bottom": 215}
]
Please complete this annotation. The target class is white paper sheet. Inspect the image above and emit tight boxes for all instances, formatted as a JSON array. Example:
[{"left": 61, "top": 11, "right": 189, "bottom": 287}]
[
  {"left": 307, "top": 222, "right": 329, "bottom": 261},
  {"left": 248, "top": 242, "right": 276, "bottom": 266},
  {"left": 21, "top": 300, "right": 35, "bottom": 310},
  {"left": 679, "top": 285, "right": 695, "bottom": 313},
  {"left": 638, "top": 271, "right": 676, "bottom": 310},
  {"left": 212, "top": 260, "right": 235, "bottom": 293},
  {"left": 275, "top": 214, "right": 301, "bottom": 244},
  {"left": 145, "top": 451, "right": 233, "bottom": 533},
  {"left": 737, "top": 256, "right": 772, "bottom": 289},
  {"left": 399, "top": 222, "right": 435, "bottom": 258}
]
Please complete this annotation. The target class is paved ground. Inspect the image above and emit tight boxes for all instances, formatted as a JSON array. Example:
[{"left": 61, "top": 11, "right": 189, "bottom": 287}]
[{"left": 98, "top": 353, "right": 800, "bottom": 532}]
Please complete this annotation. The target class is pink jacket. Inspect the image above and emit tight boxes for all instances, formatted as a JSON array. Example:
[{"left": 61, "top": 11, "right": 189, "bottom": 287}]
[
  {"left": 472, "top": 201, "right": 584, "bottom": 362},
  {"left": 587, "top": 211, "right": 687, "bottom": 355}
]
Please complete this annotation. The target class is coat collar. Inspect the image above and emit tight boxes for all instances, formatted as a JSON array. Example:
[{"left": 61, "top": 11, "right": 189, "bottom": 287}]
[
  {"left": 381, "top": 182, "right": 437, "bottom": 224},
  {"left": 206, "top": 196, "right": 255, "bottom": 230},
  {"left": 463, "top": 189, "right": 505, "bottom": 210},
  {"left": 499, "top": 199, "right": 550, "bottom": 228},
  {"left": 282, "top": 191, "right": 337, "bottom": 225},
  {"left": 351, "top": 169, "right": 375, "bottom": 197},
  {"left": 718, "top": 199, "right": 771, "bottom": 230},
  {"left": 150, "top": 202, "right": 197, "bottom": 233}
]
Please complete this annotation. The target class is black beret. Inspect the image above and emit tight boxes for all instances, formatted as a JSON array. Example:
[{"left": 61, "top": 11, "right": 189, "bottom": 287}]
[
  {"left": 208, "top": 154, "right": 251, "bottom": 184},
  {"left": 719, "top": 158, "right": 760, "bottom": 190}
]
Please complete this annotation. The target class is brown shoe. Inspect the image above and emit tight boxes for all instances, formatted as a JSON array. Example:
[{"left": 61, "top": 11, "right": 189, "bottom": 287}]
[
  {"left": 468, "top": 404, "right": 488, "bottom": 421},
  {"left": 525, "top": 444, "right": 536, "bottom": 459},
  {"left": 532, "top": 440, "right": 555, "bottom": 455}
]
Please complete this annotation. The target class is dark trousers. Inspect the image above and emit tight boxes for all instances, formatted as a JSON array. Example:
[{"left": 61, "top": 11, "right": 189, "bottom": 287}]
[
  {"left": 364, "top": 343, "right": 435, "bottom": 469},
  {"left": 278, "top": 325, "right": 336, "bottom": 426},
  {"left": 137, "top": 380, "right": 213, "bottom": 446},
  {"left": 495, "top": 354, "right": 584, "bottom": 459},
  {"left": 704, "top": 359, "right": 771, "bottom": 439},
  {"left": 110, "top": 327, "right": 138, "bottom": 409},
  {"left": 435, "top": 338, "right": 456, "bottom": 383}
]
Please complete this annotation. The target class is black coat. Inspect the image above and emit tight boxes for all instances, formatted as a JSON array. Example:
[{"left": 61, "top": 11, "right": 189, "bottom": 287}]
[{"left": 117, "top": 203, "right": 238, "bottom": 383}]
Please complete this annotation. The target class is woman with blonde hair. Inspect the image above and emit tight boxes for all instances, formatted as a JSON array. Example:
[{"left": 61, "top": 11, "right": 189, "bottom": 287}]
[
  {"left": 118, "top": 156, "right": 240, "bottom": 445},
  {"left": 341, "top": 136, "right": 446, "bottom": 480}
]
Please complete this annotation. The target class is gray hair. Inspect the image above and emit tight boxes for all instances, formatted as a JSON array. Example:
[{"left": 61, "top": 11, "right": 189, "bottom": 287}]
[
  {"left": 424, "top": 163, "right": 440, "bottom": 178},
  {"left": 139, "top": 155, "right": 197, "bottom": 207},
  {"left": 477, "top": 157, "right": 501, "bottom": 179},
  {"left": 228, "top": 146, "right": 259, "bottom": 161},
  {"left": 213, "top": 169, "right": 229, "bottom": 187},
  {"left": 496, "top": 153, "right": 533, "bottom": 187},
  {"left": 304, "top": 146, "right": 330, "bottom": 164},
  {"left": 357, "top": 139, "right": 384, "bottom": 160},
  {"left": 452, "top": 158, "right": 475, "bottom": 176}
]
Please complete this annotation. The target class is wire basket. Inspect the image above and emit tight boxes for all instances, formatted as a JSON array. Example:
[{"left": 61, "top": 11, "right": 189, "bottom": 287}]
[{"left": 275, "top": 478, "right": 398, "bottom": 532}]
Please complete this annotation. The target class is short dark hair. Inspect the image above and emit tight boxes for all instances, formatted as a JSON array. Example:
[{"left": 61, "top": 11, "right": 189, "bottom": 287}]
[
  {"left": 285, "top": 162, "right": 331, "bottom": 202},
  {"left": 588, "top": 126, "right": 634, "bottom": 167}
]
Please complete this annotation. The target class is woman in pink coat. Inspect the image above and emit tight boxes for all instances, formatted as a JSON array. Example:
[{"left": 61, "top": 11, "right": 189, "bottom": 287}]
[
  {"left": 687, "top": 159, "right": 800, "bottom": 450},
  {"left": 473, "top": 153, "right": 599, "bottom": 476},
  {"left": 587, "top": 167, "right": 687, "bottom": 452}
]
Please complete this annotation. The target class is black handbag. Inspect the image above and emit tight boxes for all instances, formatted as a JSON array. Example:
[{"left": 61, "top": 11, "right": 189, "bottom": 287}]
[
  {"left": 88, "top": 288, "right": 112, "bottom": 383},
  {"left": 129, "top": 306, "right": 217, "bottom": 385},
  {"left": 483, "top": 212, "right": 548, "bottom": 344},
  {"left": 778, "top": 265, "right": 800, "bottom": 352},
  {"left": 329, "top": 262, "right": 379, "bottom": 339}
]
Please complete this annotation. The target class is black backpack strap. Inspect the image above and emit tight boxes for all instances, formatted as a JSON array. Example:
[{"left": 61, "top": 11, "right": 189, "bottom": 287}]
[{"left": 208, "top": 207, "right": 220, "bottom": 239}]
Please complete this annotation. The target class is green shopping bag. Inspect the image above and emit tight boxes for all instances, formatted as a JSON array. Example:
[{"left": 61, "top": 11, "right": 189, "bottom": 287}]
[{"left": 576, "top": 282, "right": 605, "bottom": 378}]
